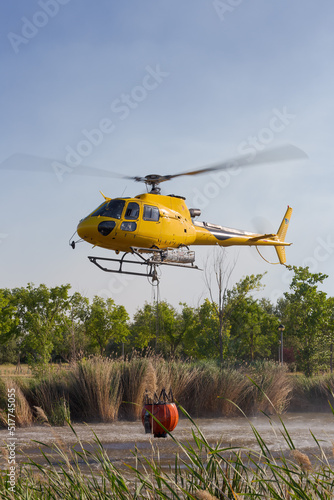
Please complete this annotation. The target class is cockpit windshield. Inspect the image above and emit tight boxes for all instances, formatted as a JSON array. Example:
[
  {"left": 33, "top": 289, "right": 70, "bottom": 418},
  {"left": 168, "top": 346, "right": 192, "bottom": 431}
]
[{"left": 91, "top": 199, "right": 125, "bottom": 219}]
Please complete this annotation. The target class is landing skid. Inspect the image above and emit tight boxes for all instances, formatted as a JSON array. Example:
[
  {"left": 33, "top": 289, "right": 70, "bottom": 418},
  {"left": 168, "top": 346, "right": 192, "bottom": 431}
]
[{"left": 88, "top": 247, "right": 199, "bottom": 283}]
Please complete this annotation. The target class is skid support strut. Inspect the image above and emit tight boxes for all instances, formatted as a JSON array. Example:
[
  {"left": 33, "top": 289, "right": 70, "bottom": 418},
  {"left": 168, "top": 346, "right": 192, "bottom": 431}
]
[
  {"left": 88, "top": 252, "right": 159, "bottom": 280},
  {"left": 88, "top": 247, "right": 199, "bottom": 282}
]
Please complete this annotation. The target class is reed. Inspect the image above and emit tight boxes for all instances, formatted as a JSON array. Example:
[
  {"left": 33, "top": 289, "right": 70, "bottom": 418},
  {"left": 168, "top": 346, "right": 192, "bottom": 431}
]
[
  {"left": 0, "top": 357, "right": 323, "bottom": 427},
  {"left": 27, "top": 371, "right": 70, "bottom": 426},
  {"left": 290, "top": 372, "right": 334, "bottom": 412},
  {"left": 154, "top": 357, "right": 201, "bottom": 410},
  {"left": 0, "top": 378, "right": 33, "bottom": 427},
  {"left": 68, "top": 356, "right": 122, "bottom": 422},
  {"left": 247, "top": 361, "right": 293, "bottom": 414},
  {"left": 1, "top": 405, "right": 334, "bottom": 499},
  {"left": 120, "top": 353, "right": 156, "bottom": 419},
  {"left": 216, "top": 364, "right": 254, "bottom": 416},
  {"left": 183, "top": 361, "right": 221, "bottom": 416}
]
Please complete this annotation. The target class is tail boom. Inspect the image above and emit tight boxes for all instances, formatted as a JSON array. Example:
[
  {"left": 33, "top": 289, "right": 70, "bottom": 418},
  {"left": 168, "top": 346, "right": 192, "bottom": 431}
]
[{"left": 192, "top": 206, "right": 293, "bottom": 264}]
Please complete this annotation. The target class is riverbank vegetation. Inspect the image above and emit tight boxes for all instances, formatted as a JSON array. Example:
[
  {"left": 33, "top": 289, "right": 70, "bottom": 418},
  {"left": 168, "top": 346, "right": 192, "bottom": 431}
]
[
  {"left": 1, "top": 263, "right": 334, "bottom": 425},
  {"left": 1, "top": 356, "right": 334, "bottom": 428},
  {"left": 1, "top": 265, "right": 334, "bottom": 377},
  {"left": 1, "top": 406, "right": 334, "bottom": 499}
]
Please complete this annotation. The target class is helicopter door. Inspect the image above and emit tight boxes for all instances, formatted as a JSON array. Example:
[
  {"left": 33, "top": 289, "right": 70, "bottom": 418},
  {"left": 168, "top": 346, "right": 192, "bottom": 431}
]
[
  {"left": 116, "top": 201, "right": 141, "bottom": 249},
  {"left": 138, "top": 204, "right": 162, "bottom": 247},
  {"left": 120, "top": 202, "right": 140, "bottom": 232}
]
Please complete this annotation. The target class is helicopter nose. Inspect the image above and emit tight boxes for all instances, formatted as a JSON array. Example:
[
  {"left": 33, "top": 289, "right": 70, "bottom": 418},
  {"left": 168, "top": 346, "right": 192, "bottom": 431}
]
[{"left": 77, "top": 218, "right": 97, "bottom": 243}]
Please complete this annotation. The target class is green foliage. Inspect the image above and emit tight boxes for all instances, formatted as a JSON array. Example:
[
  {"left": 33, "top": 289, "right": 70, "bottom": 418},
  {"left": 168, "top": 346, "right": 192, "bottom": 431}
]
[
  {"left": 85, "top": 296, "right": 129, "bottom": 355},
  {"left": 0, "top": 265, "right": 333, "bottom": 375},
  {"left": 228, "top": 296, "right": 279, "bottom": 361},
  {"left": 0, "top": 337, "right": 19, "bottom": 364},
  {"left": 129, "top": 302, "right": 156, "bottom": 348},
  {"left": 183, "top": 299, "right": 220, "bottom": 359},
  {"left": 282, "top": 266, "right": 330, "bottom": 375},
  {"left": 54, "top": 291, "right": 90, "bottom": 362},
  {"left": 130, "top": 301, "right": 198, "bottom": 357},
  {"left": 9, "top": 283, "right": 71, "bottom": 368},
  {"left": 0, "top": 289, "right": 16, "bottom": 339},
  {"left": 0, "top": 289, "right": 18, "bottom": 363}
]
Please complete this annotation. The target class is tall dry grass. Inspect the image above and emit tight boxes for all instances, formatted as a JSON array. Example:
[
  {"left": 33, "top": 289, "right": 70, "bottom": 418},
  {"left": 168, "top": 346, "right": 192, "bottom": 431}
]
[
  {"left": 154, "top": 357, "right": 200, "bottom": 409},
  {"left": 27, "top": 370, "right": 70, "bottom": 425},
  {"left": 0, "top": 357, "right": 302, "bottom": 426},
  {"left": 120, "top": 354, "right": 157, "bottom": 419},
  {"left": 68, "top": 356, "right": 122, "bottom": 422},
  {"left": 152, "top": 359, "right": 291, "bottom": 417},
  {"left": 289, "top": 373, "right": 334, "bottom": 412},
  {"left": 245, "top": 362, "right": 293, "bottom": 415},
  {"left": 153, "top": 360, "right": 252, "bottom": 417},
  {"left": 0, "top": 378, "right": 33, "bottom": 427}
]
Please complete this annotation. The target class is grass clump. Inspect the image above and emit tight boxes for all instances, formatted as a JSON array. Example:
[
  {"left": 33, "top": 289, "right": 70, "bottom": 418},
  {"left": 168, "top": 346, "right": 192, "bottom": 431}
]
[
  {"left": 247, "top": 361, "right": 293, "bottom": 414},
  {"left": 0, "top": 378, "right": 33, "bottom": 428},
  {"left": 27, "top": 372, "right": 70, "bottom": 426},
  {"left": 120, "top": 353, "right": 156, "bottom": 419},
  {"left": 290, "top": 372, "right": 334, "bottom": 412},
  {"left": 68, "top": 356, "right": 122, "bottom": 422},
  {"left": 3, "top": 356, "right": 330, "bottom": 427}
]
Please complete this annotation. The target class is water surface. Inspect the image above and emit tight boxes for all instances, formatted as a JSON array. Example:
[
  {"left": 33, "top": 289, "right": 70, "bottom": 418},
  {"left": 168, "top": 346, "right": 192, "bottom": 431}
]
[{"left": 1, "top": 413, "right": 333, "bottom": 470}]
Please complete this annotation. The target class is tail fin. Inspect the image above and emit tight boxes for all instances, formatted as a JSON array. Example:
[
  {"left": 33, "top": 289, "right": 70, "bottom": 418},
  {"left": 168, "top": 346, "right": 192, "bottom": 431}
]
[{"left": 275, "top": 206, "right": 293, "bottom": 264}]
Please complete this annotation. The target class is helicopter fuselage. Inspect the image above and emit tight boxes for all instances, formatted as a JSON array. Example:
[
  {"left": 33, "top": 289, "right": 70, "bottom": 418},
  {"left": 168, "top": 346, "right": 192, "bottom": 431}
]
[{"left": 76, "top": 192, "right": 289, "bottom": 254}]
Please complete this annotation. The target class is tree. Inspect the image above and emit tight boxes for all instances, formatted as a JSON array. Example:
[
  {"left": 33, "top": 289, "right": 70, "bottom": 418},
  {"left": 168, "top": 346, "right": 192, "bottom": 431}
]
[
  {"left": 158, "top": 302, "right": 196, "bottom": 357},
  {"left": 0, "top": 289, "right": 18, "bottom": 364},
  {"left": 282, "top": 266, "right": 329, "bottom": 375},
  {"left": 204, "top": 248, "right": 236, "bottom": 364},
  {"left": 228, "top": 296, "right": 279, "bottom": 361},
  {"left": 182, "top": 299, "right": 220, "bottom": 359},
  {"left": 54, "top": 292, "right": 90, "bottom": 361},
  {"left": 129, "top": 302, "right": 157, "bottom": 350},
  {"left": 0, "top": 289, "right": 16, "bottom": 339},
  {"left": 85, "top": 296, "right": 129, "bottom": 355},
  {"left": 10, "top": 283, "right": 71, "bottom": 366},
  {"left": 204, "top": 249, "right": 266, "bottom": 364},
  {"left": 325, "top": 297, "right": 334, "bottom": 373},
  {"left": 130, "top": 301, "right": 197, "bottom": 357}
]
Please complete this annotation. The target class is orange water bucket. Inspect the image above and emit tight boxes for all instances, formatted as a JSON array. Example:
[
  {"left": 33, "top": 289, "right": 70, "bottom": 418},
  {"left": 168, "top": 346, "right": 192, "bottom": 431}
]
[{"left": 141, "top": 389, "right": 179, "bottom": 438}]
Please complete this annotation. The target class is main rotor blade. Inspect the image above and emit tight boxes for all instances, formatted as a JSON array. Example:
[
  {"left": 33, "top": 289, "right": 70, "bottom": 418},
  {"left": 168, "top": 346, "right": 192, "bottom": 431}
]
[
  {"left": 1, "top": 144, "right": 307, "bottom": 185},
  {"left": 0, "top": 153, "right": 123, "bottom": 178},
  {"left": 162, "top": 144, "right": 307, "bottom": 182}
]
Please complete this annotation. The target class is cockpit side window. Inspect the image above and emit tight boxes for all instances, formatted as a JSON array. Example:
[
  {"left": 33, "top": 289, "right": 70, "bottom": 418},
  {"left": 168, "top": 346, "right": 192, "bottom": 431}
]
[
  {"left": 143, "top": 205, "right": 159, "bottom": 221},
  {"left": 124, "top": 202, "right": 140, "bottom": 220},
  {"left": 91, "top": 199, "right": 125, "bottom": 219}
]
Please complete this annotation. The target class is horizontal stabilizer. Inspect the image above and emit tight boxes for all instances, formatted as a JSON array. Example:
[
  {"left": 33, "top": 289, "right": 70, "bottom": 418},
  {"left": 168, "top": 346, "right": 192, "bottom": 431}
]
[{"left": 249, "top": 233, "right": 276, "bottom": 242}]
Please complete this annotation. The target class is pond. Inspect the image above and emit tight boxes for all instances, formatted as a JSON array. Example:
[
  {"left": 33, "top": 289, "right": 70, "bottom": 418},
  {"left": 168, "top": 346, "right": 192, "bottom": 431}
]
[{"left": 1, "top": 412, "right": 333, "bottom": 472}]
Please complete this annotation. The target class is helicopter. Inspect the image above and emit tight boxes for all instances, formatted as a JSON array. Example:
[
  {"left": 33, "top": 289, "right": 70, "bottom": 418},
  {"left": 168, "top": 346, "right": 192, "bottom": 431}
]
[{"left": 70, "top": 144, "right": 306, "bottom": 281}]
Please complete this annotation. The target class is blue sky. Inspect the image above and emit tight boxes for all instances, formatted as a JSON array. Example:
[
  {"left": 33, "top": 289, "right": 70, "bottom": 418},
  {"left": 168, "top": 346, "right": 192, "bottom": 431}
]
[{"left": 1, "top": 1, "right": 334, "bottom": 316}]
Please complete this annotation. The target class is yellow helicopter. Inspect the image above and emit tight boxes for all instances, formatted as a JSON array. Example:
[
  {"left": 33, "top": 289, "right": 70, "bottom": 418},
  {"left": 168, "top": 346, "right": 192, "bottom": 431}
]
[{"left": 71, "top": 145, "right": 306, "bottom": 281}]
